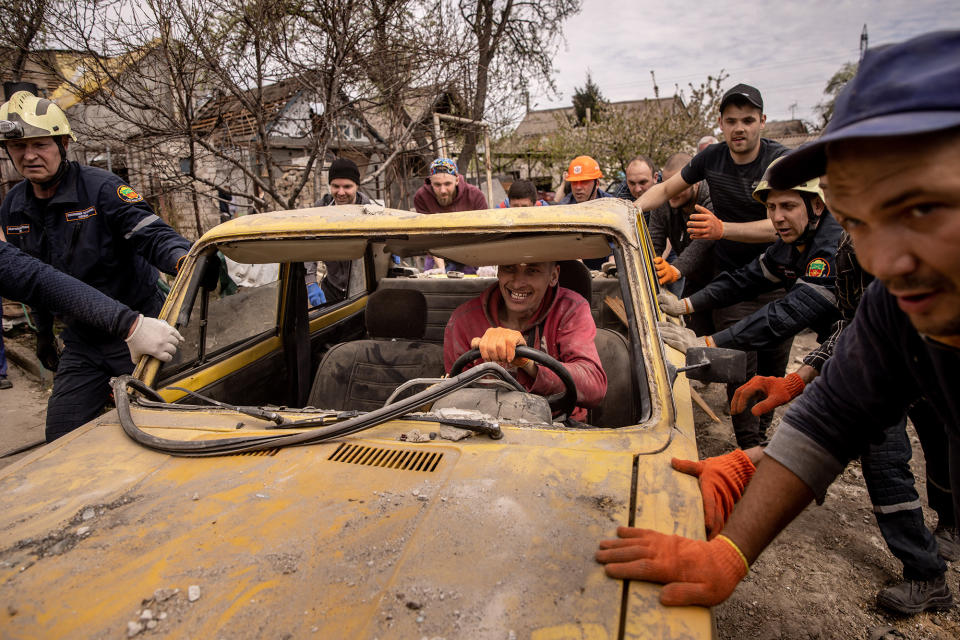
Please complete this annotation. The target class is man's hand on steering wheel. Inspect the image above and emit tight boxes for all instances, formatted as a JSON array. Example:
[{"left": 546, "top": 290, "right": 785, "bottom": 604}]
[{"left": 470, "top": 327, "right": 536, "bottom": 376}]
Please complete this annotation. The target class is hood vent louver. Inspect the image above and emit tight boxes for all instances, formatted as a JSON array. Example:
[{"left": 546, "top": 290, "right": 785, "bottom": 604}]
[{"left": 328, "top": 443, "right": 443, "bottom": 472}]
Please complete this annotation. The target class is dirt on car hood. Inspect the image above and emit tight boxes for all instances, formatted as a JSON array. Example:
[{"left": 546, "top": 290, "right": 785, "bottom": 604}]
[{"left": 0, "top": 408, "right": 710, "bottom": 639}]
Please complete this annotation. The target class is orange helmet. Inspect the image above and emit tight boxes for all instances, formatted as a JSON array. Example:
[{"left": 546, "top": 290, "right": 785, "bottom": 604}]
[{"left": 566, "top": 155, "right": 602, "bottom": 182}]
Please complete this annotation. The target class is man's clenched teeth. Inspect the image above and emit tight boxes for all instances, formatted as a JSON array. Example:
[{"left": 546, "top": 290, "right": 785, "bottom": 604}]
[{"left": 508, "top": 288, "right": 530, "bottom": 302}]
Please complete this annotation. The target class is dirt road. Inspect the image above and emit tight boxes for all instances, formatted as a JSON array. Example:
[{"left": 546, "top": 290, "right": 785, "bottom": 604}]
[{"left": 0, "top": 333, "right": 48, "bottom": 469}]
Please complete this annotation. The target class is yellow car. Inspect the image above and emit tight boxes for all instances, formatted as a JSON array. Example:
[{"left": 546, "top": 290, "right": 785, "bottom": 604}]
[{"left": 0, "top": 198, "right": 736, "bottom": 638}]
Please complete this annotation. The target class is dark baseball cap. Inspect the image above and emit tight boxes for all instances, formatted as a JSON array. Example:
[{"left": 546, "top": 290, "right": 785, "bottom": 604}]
[
  {"left": 719, "top": 83, "right": 763, "bottom": 112},
  {"left": 770, "top": 30, "right": 960, "bottom": 189}
]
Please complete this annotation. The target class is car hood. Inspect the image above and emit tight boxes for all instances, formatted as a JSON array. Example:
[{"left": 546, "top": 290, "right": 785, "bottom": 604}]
[{"left": 0, "top": 407, "right": 710, "bottom": 639}]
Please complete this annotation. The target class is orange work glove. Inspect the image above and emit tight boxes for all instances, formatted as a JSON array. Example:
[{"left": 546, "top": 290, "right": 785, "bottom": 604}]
[
  {"left": 653, "top": 256, "right": 681, "bottom": 285},
  {"left": 471, "top": 327, "right": 526, "bottom": 366},
  {"left": 731, "top": 372, "right": 806, "bottom": 416},
  {"left": 596, "top": 527, "right": 749, "bottom": 606},
  {"left": 671, "top": 449, "right": 756, "bottom": 539},
  {"left": 687, "top": 204, "right": 724, "bottom": 240}
]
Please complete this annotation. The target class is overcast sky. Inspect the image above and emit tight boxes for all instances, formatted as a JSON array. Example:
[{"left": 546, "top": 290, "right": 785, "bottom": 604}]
[{"left": 530, "top": 0, "right": 960, "bottom": 126}]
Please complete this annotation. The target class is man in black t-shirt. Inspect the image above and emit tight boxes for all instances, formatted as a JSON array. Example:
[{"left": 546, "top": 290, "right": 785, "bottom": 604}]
[
  {"left": 639, "top": 83, "right": 786, "bottom": 266},
  {"left": 639, "top": 84, "right": 791, "bottom": 447}
]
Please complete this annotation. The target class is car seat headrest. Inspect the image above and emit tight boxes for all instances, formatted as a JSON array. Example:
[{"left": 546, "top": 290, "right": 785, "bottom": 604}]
[{"left": 365, "top": 288, "right": 428, "bottom": 339}]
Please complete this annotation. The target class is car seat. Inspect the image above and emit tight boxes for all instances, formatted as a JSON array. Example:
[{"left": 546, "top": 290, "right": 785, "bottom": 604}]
[{"left": 306, "top": 288, "right": 445, "bottom": 411}]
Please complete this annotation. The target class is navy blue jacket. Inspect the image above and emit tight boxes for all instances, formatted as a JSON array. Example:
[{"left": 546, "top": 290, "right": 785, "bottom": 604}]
[
  {"left": 0, "top": 241, "right": 139, "bottom": 338},
  {"left": 687, "top": 212, "right": 843, "bottom": 350},
  {"left": 766, "top": 280, "right": 960, "bottom": 500},
  {"left": 1, "top": 162, "right": 190, "bottom": 338}
]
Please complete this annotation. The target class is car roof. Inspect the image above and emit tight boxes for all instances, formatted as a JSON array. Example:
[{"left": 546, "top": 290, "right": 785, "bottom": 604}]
[
  {"left": 199, "top": 199, "right": 639, "bottom": 243},
  {"left": 198, "top": 199, "right": 640, "bottom": 266}
]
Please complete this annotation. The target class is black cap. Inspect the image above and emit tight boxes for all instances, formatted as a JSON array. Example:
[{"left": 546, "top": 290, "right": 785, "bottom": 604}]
[
  {"left": 770, "top": 30, "right": 960, "bottom": 190},
  {"left": 719, "top": 83, "right": 763, "bottom": 113},
  {"left": 328, "top": 157, "right": 360, "bottom": 185}
]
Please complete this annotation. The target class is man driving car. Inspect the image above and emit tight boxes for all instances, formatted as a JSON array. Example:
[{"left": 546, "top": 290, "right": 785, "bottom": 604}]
[{"left": 443, "top": 261, "right": 607, "bottom": 421}]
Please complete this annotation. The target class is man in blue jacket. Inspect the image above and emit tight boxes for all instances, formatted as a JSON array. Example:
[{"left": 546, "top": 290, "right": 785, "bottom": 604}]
[
  {"left": 0, "top": 239, "right": 184, "bottom": 366},
  {"left": 0, "top": 91, "right": 192, "bottom": 441},
  {"left": 657, "top": 159, "right": 842, "bottom": 447}
]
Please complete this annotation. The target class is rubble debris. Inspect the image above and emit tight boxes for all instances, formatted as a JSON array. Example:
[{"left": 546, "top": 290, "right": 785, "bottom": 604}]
[
  {"left": 188, "top": 585, "right": 201, "bottom": 602},
  {"left": 127, "top": 621, "right": 143, "bottom": 637},
  {"left": 154, "top": 587, "right": 179, "bottom": 602},
  {"left": 399, "top": 429, "right": 431, "bottom": 443},
  {"left": 139, "top": 609, "right": 153, "bottom": 621},
  {"left": 439, "top": 426, "right": 472, "bottom": 441},
  {"left": 82, "top": 508, "right": 95, "bottom": 521},
  {"left": 405, "top": 601, "right": 422, "bottom": 610}
]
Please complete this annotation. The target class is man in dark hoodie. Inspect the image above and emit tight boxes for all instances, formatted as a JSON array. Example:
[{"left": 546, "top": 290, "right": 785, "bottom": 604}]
[{"left": 307, "top": 157, "right": 372, "bottom": 305}]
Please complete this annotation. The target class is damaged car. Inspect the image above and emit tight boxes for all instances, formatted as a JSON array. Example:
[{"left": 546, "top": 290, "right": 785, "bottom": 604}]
[{"left": 0, "top": 198, "right": 739, "bottom": 639}]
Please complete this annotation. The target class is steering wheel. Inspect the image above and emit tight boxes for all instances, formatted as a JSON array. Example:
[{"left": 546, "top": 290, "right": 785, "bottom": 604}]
[{"left": 448, "top": 345, "right": 579, "bottom": 417}]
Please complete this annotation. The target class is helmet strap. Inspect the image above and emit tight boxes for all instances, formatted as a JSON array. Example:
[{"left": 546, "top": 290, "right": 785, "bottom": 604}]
[{"left": 795, "top": 193, "right": 821, "bottom": 245}]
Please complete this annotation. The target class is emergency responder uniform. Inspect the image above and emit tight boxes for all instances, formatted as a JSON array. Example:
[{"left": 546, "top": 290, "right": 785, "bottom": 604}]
[
  {"left": 0, "top": 91, "right": 191, "bottom": 441},
  {"left": 659, "top": 165, "right": 842, "bottom": 446}
]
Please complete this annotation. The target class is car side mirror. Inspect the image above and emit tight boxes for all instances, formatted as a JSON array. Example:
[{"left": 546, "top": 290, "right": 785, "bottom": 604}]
[{"left": 677, "top": 347, "right": 747, "bottom": 385}]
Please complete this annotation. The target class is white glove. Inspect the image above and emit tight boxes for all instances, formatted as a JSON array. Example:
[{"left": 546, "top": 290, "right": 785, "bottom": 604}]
[
  {"left": 125, "top": 315, "right": 184, "bottom": 363},
  {"left": 658, "top": 321, "right": 711, "bottom": 354},
  {"left": 658, "top": 291, "right": 693, "bottom": 317}
]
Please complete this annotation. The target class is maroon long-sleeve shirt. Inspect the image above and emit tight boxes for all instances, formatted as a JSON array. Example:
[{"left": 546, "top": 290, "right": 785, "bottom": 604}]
[{"left": 443, "top": 283, "right": 607, "bottom": 421}]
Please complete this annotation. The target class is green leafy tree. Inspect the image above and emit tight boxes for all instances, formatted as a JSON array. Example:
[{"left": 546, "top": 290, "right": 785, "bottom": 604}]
[
  {"left": 815, "top": 61, "right": 857, "bottom": 129},
  {"left": 572, "top": 72, "right": 605, "bottom": 125}
]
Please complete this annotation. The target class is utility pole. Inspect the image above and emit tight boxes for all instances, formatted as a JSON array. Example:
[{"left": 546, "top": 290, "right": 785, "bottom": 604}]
[{"left": 860, "top": 24, "right": 869, "bottom": 61}]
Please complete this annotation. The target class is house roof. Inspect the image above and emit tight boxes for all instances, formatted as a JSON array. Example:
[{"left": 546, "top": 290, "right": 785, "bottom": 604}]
[
  {"left": 192, "top": 76, "right": 313, "bottom": 140},
  {"left": 513, "top": 96, "right": 681, "bottom": 137},
  {"left": 769, "top": 133, "right": 820, "bottom": 149},
  {"left": 763, "top": 119, "right": 809, "bottom": 137},
  {"left": 47, "top": 44, "right": 158, "bottom": 110}
]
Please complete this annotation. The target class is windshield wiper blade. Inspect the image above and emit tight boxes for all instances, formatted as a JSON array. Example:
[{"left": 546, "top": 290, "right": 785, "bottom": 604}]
[{"left": 163, "top": 386, "right": 292, "bottom": 426}]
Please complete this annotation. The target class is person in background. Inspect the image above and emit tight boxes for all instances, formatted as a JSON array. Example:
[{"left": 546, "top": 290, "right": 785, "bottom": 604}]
[
  {"left": 647, "top": 152, "right": 714, "bottom": 333},
  {"left": 697, "top": 135, "right": 719, "bottom": 152},
  {"left": 413, "top": 158, "right": 488, "bottom": 274},
  {"left": 558, "top": 156, "right": 616, "bottom": 270},
  {"left": 616, "top": 155, "right": 658, "bottom": 202},
  {"left": 499, "top": 179, "right": 547, "bottom": 208},
  {"left": 307, "top": 157, "right": 373, "bottom": 305}
]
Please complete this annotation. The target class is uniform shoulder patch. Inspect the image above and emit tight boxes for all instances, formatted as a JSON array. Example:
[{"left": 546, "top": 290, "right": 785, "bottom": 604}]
[
  {"left": 117, "top": 184, "right": 143, "bottom": 203},
  {"left": 806, "top": 257, "right": 830, "bottom": 278}
]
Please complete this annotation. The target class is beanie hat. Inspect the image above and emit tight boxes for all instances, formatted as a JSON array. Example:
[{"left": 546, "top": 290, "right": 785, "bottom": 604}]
[{"left": 329, "top": 157, "right": 360, "bottom": 185}]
